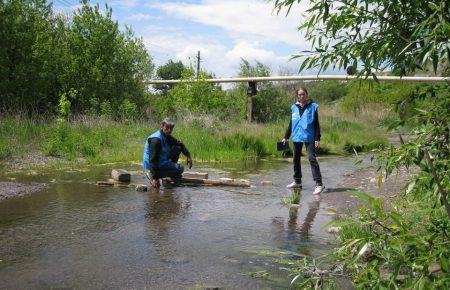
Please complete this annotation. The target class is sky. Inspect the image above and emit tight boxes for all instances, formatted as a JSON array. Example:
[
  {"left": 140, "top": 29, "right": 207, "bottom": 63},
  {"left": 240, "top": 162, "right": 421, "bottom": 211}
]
[{"left": 52, "top": 0, "right": 330, "bottom": 78}]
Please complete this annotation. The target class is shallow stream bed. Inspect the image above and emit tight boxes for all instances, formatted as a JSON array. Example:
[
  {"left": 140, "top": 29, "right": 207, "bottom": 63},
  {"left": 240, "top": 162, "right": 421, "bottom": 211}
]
[{"left": 0, "top": 156, "right": 361, "bottom": 289}]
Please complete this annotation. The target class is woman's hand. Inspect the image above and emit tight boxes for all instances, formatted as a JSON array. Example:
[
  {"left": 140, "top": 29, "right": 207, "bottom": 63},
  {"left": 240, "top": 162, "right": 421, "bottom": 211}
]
[
  {"left": 282, "top": 138, "right": 288, "bottom": 144},
  {"left": 315, "top": 141, "right": 320, "bottom": 148}
]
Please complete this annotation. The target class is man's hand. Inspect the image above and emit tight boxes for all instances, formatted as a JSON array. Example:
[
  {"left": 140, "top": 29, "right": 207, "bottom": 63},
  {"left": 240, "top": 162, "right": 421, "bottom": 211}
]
[
  {"left": 151, "top": 178, "right": 160, "bottom": 188},
  {"left": 282, "top": 138, "right": 288, "bottom": 144},
  {"left": 186, "top": 156, "right": 193, "bottom": 169},
  {"left": 315, "top": 141, "right": 320, "bottom": 148}
]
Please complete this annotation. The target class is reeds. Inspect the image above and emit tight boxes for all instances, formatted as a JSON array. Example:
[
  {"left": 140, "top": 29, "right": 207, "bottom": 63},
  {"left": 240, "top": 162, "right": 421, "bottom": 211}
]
[{"left": 0, "top": 109, "right": 388, "bottom": 166}]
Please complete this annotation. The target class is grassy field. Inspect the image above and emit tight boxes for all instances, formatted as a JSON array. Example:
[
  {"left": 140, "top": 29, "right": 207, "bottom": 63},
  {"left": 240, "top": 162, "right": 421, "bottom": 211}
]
[{"left": 0, "top": 108, "right": 388, "bottom": 168}]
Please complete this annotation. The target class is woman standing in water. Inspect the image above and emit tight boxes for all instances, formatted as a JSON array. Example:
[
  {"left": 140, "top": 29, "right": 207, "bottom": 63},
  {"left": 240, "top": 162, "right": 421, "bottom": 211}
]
[{"left": 282, "top": 87, "right": 325, "bottom": 194}]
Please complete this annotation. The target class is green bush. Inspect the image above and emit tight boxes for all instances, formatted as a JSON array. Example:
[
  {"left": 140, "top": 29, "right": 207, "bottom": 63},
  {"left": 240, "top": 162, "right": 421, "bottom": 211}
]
[
  {"left": 100, "top": 101, "right": 113, "bottom": 118},
  {"left": 340, "top": 81, "right": 418, "bottom": 114},
  {"left": 118, "top": 99, "right": 138, "bottom": 121},
  {"left": 151, "top": 71, "right": 241, "bottom": 121},
  {"left": 307, "top": 80, "right": 349, "bottom": 103},
  {"left": 253, "top": 87, "right": 291, "bottom": 123}
]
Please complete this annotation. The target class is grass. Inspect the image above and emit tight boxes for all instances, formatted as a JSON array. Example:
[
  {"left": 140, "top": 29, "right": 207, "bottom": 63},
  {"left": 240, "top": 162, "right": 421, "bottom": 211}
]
[{"left": 0, "top": 108, "right": 388, "bottom": 169}]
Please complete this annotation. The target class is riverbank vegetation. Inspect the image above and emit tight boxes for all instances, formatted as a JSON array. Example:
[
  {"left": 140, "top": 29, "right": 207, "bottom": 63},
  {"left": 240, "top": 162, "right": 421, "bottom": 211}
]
[
  {"left": 274, "top": 0, "right": 449, "bottom": 288},
  {"left": 0, "top": 105, "right": 388, "bottom": 166}
]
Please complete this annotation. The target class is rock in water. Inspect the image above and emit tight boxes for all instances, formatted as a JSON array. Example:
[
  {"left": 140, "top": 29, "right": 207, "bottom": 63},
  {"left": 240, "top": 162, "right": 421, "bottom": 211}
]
[
  {"left": 182, "top": 171, "right": 209, "bottom": 179},
  {"left": 327, "top": 226, "right": 342, "bottom": 234},
  {"left": 111, "top": 169, "right": 131, "bottom": 182},
  {"left": 261, "top": 180, "right": 273, "bottom": 186},
  {"left": 136, "top": 184, "right": 148, "bottom": 192}
]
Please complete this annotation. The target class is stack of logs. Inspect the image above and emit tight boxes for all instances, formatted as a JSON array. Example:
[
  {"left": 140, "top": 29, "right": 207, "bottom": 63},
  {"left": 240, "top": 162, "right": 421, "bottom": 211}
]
[{"left": 97, "top": 169, "right": 251, "bottom": 191}]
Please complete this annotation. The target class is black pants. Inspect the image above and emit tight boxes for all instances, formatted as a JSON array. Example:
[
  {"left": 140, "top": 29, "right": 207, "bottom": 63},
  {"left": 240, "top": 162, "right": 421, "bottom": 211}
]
[
  {"left": 147, "top": 145, "right": 184, "bottom": 180},
  {"left": 293, "top": 142, "right": 322, "bottom": 184}
]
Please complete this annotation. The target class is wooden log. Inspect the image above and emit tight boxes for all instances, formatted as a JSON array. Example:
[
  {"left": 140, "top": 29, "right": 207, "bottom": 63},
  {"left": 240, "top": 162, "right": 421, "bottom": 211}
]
[
  {"left": 182, "top": 171, "right": 209, "bottom": 179},
  {"left": 111, "top": 169, "right": 131, "bottom": 182},
  {"left": 175, "top": 177, "right": 251, "bottom": 187},
  {"left": 96, "top": 180, "right": 115, "bottom": 186}
]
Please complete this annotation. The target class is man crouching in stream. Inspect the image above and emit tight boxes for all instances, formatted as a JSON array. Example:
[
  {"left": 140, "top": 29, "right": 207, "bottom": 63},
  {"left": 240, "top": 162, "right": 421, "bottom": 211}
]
[{"left": 142, "top": 118, "right": 193, "bottom": 188}]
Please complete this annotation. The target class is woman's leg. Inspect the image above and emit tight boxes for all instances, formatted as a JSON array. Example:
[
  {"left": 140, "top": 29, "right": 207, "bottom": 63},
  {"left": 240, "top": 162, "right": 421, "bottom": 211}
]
[
  {"left": 305, "top": 142, "right": 322, "bottom": 185},
  {"left": 293, "top": 142, "right": 303, "bottom": 183}
]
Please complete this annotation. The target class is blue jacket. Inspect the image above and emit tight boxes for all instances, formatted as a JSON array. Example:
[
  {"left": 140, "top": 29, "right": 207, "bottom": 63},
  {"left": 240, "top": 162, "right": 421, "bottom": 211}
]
[
  {"left": 142, "top": 130, "right": 171, "bottom": 170},
  {"left": 291, "top": 102, "right": 319, "bottom": 143}
]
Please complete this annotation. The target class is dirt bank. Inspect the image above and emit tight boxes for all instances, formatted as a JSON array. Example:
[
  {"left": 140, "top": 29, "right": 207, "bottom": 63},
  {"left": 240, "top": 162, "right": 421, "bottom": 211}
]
[
  {"left": 326, "top": 165, "right": 415, "bottom": 213},
  {"left": 2, "top": 151, "right": 63, "bottom": 172}
]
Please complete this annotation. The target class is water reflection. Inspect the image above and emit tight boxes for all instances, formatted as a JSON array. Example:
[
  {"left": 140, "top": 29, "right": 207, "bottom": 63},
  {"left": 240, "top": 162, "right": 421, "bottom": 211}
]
[
  {"left": 298, "top": 194, "right": 321, "bottom": 241},
  {"left": 272, "top": 189, "right": 322, "bottom": 245},
  {"left": 144, "top": 187, "right": 191, "bottom": 241}
]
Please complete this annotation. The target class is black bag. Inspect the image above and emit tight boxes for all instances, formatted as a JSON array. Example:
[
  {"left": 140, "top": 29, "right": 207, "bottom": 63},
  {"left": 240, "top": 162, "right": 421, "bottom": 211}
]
[{"left": 276, "top": 141, "right": 290, "bottom": 152}]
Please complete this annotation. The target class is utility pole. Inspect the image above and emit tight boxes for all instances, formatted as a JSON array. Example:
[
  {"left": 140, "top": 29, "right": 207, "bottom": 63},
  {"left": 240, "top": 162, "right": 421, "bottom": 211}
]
[
  {"left": 247, "top": 81, "right": 257, "bottom": 123},
  {"left": 196, "top": 51, "right": 201, "bottom": 79}
]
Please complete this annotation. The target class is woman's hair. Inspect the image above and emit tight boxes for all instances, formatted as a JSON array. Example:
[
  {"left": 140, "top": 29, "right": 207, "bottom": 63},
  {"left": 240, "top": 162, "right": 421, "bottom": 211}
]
[{"left": 295, "top": 87, "right": 309, "bottom": 97}]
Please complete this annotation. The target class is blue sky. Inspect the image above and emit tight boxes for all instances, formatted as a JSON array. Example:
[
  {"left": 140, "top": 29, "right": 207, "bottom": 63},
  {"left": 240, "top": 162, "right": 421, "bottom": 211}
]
[{"left": 52, "top": 0, "right": 318, "bottom": 78}]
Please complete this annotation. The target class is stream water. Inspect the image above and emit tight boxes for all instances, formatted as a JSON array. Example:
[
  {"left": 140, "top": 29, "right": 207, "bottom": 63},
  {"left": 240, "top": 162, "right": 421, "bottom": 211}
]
[{"left": 0, "top": 156, "right": 360, "bottom": 289}]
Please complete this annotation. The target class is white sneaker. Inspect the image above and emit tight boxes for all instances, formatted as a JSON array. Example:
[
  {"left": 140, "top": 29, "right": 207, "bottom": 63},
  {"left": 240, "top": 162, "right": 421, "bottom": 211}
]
[
  {"left": 313, "top": 185, "right": 325, "bottom": 195},
  {"left": 286, "top": 181, "right": 302, "bottom": 189}
]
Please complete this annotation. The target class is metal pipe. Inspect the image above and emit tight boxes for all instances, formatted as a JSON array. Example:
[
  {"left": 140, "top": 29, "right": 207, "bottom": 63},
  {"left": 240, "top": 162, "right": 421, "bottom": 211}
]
[{"left": 144, "top": 75, "right": 450, "bottom": 84}]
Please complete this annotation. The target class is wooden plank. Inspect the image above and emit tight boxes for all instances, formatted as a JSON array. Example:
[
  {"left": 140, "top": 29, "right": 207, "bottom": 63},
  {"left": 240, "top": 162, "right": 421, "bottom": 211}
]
[
  {"left": 96, "top": 181, "right": 115, "bottom": 186},
  {"left": 175, "top": 177, "right": 251, "bottom": 187},
  {"left": 182, "top": 171, "right": 209, "bottom": 179}
]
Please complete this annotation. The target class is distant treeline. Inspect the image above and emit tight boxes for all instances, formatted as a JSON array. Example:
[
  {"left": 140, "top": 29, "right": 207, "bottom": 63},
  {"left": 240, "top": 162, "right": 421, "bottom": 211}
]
[{"left": 0, "top": 0, "right": 153, "bottom": 116}]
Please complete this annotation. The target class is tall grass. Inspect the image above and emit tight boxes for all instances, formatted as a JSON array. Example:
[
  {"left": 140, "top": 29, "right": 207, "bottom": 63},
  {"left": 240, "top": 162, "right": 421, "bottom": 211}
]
[{"left": 0, "top": 108, "right": 388, "bottom": 167}]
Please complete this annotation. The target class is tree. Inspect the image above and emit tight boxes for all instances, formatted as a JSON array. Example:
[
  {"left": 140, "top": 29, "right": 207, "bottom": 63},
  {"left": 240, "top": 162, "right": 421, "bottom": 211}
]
[
  {"left": 151, "top": 69, "right": 236, "bottom": 120},
  {"left": 0, "top": 0, "right": 153, "bottom": 116},
  {"left": 0, "top": 0, "right": 64, "bottom": 113},
  {"left": 236, "top": 59, "right": 291, "bottom": 122},
  {"left": 238, "top": 58, "right": 271, "bottom": 88},
  {"left": 154, "top": 59, "right": 186, "bottom": 95},
  {"left": 63, "top": 0, "right": 153, "bottom": 115},
  {"left": 273, "top": 0, "right": 450, "bottom": 77}
]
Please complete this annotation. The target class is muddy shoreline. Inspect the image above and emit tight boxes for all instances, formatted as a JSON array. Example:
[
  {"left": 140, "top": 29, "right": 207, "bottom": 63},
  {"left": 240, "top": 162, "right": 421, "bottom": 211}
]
[
  {"left": 327, "top": 165, "right": 414, "bottom": 213},
  {"left": 0, "top": 181, "right": 49, "bottom": 201}
]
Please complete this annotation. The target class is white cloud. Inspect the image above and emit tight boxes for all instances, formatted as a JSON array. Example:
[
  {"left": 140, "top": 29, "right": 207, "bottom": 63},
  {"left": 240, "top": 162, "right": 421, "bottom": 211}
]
[
  {"left": 149, "top": 0, "right": 310, "bottom": 49},
  {"left": 143, "top": 31, "right": 294, "bottom": 78},
  {"left": 110, "top": 0, "right": 140, "bottom": 9},
  {"left": 127, "top": 13, "right": 152, "bottom": 21},
  {"left": 140, "top": 0, "right": 317, "bottom": 77},
  {"left": 225, "top": 42, "right": 289, "bottom": 64}
]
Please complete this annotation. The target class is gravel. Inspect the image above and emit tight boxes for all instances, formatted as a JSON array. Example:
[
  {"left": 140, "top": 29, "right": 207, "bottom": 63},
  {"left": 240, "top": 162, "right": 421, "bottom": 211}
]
[{"left": 0, "top": 182, "right": 48, "bottom": 201}]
